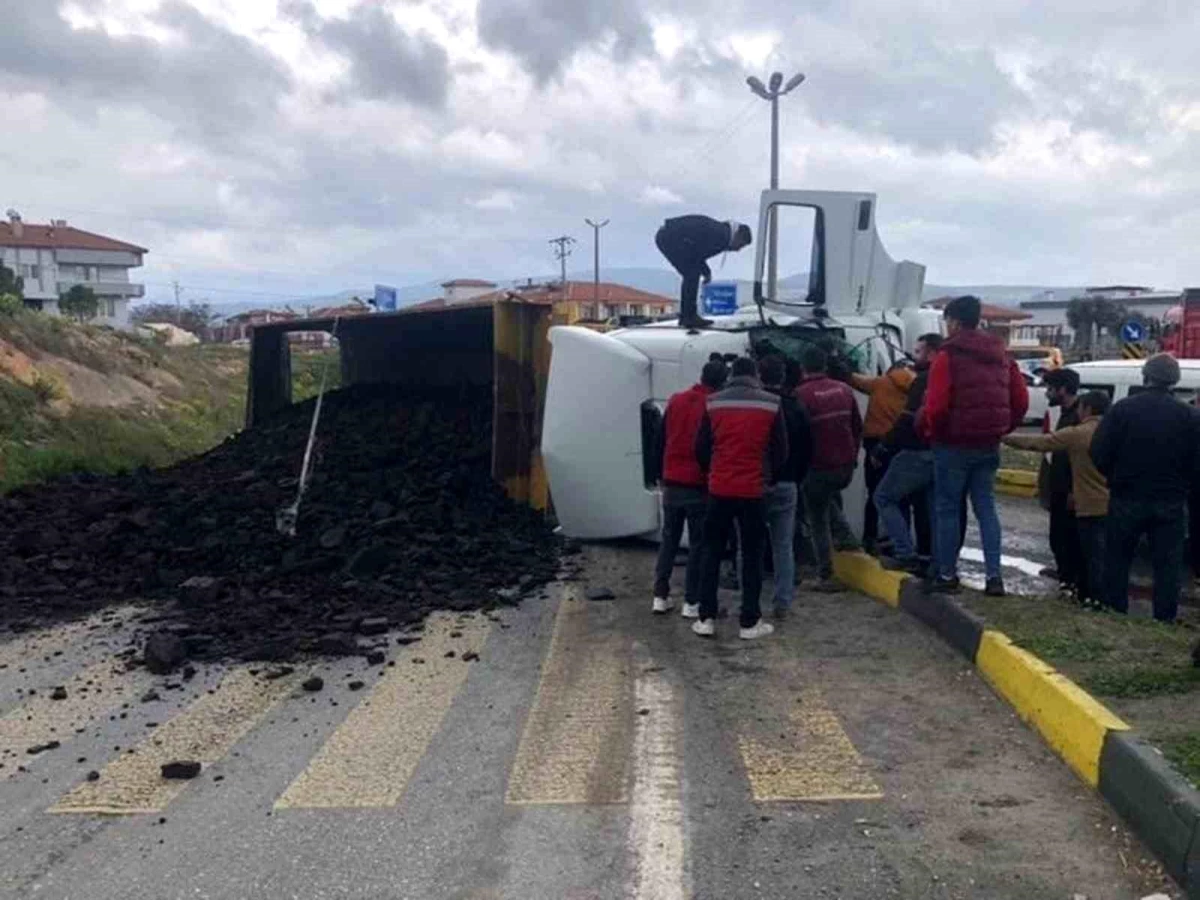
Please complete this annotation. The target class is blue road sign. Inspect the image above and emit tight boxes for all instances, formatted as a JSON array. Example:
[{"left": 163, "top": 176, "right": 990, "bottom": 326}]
[
  {"left": 703, "top": 281, "right": 738, "bottom": 315},
  {"left": 1120, "top": 320, "right": 1145, "bottom": 343},
  {"left": 374, "top": 284, "right": 397, "bottom": 312}
]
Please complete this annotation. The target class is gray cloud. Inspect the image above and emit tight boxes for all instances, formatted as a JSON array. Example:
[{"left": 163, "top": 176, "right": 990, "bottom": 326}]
[
  {"left": 476, "top": 0, "right": 653, "bottom": 83},
  {"left": 0, "top": 2, "right": 290, "bottom": 149},
  {"left": 284, "top": 2, "right": 450, "bottom": 108}
]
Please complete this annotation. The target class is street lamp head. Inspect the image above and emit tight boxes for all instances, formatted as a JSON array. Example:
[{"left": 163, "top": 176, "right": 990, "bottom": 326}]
[
  {"left": 746, "top": 76, "right": 770, "bottom": 99},
  {"left": 784, "top": 72, "right": 807, "bottom": 93},
  {"left": 768, "top": 72, "right": 784, "bottom": 92}
]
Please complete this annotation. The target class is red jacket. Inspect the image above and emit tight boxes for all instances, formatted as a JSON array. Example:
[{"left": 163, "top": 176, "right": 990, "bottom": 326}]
[
  {"left": 660, "top": 383, "right": 715, "bottom": 488},
  {"left": 695, "top": 376, "right": 789, "bottom": 499},
  {"left": 919, "top": 329, "right": 1028, "bottom": 448},
  {"left": 795, "top": 374, "right": 863, "bottom": 471}
]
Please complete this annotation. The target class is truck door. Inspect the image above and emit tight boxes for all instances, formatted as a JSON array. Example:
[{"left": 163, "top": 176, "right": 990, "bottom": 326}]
[{"left": 542, "top": 327, "right": 660, "bottom": 540}]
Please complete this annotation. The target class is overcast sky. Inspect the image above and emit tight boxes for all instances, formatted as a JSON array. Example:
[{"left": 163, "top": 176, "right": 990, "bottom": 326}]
[{"left": 2, "top": 0, "right": 1198, "bottom": 306}]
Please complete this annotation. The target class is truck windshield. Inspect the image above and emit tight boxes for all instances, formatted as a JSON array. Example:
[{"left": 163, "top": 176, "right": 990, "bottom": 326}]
[{"left": 749, "top": 323, "right": 867, "bottom": 373}]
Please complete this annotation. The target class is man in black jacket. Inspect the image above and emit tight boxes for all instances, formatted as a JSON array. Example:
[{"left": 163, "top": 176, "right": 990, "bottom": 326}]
[
  {"left": 758, "top": 354, "right": 813, "bottom": 618},
  {"left": 1040, "top": 368, "right": 1083, "bottom": 596},
  {"left": 655, "top": 215, "right": 752, "bottom": 329},
  {"left": 1091, "top": 354, "right": 1200, "bottom": 621}
]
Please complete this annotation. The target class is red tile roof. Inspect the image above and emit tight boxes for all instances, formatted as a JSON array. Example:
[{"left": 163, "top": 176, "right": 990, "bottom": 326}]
[{"left": 0, "top": 221, "right": 147, "bottom": 254}]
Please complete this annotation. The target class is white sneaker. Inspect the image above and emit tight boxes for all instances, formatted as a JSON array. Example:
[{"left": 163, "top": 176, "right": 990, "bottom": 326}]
[
  {"left": 691, "top": 619, "right": 715, "bottom": 637},
  {"left": 739, "top": 621, "right": 775, "bottom": 640},
  {"left": 681, "top": 602, "right": 701, "bottom": 619},
  {"left": 652, "top": 596, "right": 674, "bottom": 614}
]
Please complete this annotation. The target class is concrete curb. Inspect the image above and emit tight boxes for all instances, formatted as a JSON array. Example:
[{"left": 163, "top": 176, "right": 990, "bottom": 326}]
[
  {"left": 834, "top": 550, "right": 1200, "bottom": 897},
  {"left": 995, "top": 468, "right": 1038, "bottom": 498}
]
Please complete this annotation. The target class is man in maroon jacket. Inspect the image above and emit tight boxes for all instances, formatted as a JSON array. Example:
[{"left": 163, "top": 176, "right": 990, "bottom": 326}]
[
  {"left": 796, "top": 345, "right": 863, "bottom": 591},
  {"left": 919, "top": 296, "right": 1028, "bottom": 595},
  {"left": 694, "top": 357, "right": 789, "bottom": 639},
  {"left": 652, "top": 360, "right": 728, "bottom": 617}
]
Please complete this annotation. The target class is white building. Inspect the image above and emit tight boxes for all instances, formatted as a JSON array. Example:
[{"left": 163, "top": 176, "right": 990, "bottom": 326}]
[
  {"left": 440, "top": 278, "right": 497, "bottom": 304},
  {"left": 0, "top": 210, "right": 146, "bottom": 330},
  {"left": 1014, "top": 285, "right": 1181, "bottom": 348}
]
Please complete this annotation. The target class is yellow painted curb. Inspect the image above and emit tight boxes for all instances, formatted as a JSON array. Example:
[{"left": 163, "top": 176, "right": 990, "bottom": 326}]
[
  {"left": 995, "top": 468, "right": 1038, "bottom": 498},
  {"left": 975, "top": 631, "right": 1130, "bottom": 787},
  {"left": 832, "top": 552, "right": 905, "bottom": 608}
]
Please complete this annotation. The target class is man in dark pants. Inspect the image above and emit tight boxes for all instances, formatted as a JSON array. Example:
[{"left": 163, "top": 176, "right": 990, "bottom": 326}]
[
  {"left": 651, "top": 360, "right": 728, "bottom": 618},
  {"left": 795, "top": 345, "right": 863, "bottom": 591},
  {"left": 1040, "top": 368, "right": 1083, "bottom": 596},
  {"left": 695, "top": 357, "right": 789, "bottom": 639},
  {"left": 1092, "top": 354, "right": 1200, "bottom": 622},
  {"left": 655, "top": 216, "right": 752, "bottom": 330}
]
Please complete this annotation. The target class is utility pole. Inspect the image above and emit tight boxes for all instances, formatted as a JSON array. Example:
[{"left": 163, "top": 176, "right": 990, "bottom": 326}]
[
  {"left": 747, "top": 69, "right": 806, "bottom": 301},
  {"left": 584, "top": 218, "right": 609, "bottom": 314},
  {"left": 173, "top": 279, "right": 182, "bottom": 326},
  {"left": 549, "top": 235, "right": 576, "bottom": 288}
]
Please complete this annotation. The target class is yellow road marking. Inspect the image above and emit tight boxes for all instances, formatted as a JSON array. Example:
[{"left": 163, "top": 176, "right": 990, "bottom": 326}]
[
  {"left": 505, "top": 592, "right": 632, "bottom": 805},
  {"left": 51, "top": 667, "right": 301, "bottom": 814},
  {"left": 276, "top": 613, "right": 489, "bottom": 809},
  {"left": 738, "top": 687, "right": 883, "bottom": 802},
  {"left": 1, "top": 659, "right": 149, "bottom": 781},
  {"left": 976, "top": 630, "right": 1128, "bottom": 787}
]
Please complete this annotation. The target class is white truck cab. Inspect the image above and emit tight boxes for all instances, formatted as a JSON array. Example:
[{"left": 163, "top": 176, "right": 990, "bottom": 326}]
[{"left": 543, "top": 189, "right": 940, "bottom": 540}]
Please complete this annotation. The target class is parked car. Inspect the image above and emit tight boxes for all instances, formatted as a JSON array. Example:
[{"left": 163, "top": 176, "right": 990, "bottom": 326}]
[{"left": 1022, "top": 370, "right": 1050, "bottom": 426}]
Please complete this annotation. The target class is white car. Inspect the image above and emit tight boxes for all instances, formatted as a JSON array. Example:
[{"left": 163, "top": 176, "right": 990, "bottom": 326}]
[{"left": 1022, "top": 370, "right": 1050, "bottom": 427}]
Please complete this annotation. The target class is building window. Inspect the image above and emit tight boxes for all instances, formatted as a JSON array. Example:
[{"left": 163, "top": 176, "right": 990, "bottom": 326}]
[
  {"left": 629, "top": 304, "right": 644, "bottom": 317},
  {"left": 20, "top": 264, "right": 40, "bottom": 280}
]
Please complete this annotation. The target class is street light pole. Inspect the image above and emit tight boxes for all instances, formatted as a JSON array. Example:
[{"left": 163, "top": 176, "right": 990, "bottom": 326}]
[
  {"left": 747, "top": 70, "right": 805, "bottom": 302},
  {"left": 584, "top": 218, "right": 609, "bottom": 316}
]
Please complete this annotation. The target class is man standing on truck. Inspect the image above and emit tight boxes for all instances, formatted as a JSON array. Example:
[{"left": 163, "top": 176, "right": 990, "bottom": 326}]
[
  {"left": 694, "top": 357, "right": 789, "bottom": 639},
  {"left": 919, "top": 296, "right": 1028, "bottom": 596},
  {"left": 1091, "top": 354, "right": 1200, "bottom": 622},
  {"left": 1004, "top": 390, "right": 1110, "bottom": 608},
  {"left": 1037, "top": 368, "right": 1083, "bottom": 595},
  {"left": 758, "top": 354, "right": 813, "bottom": 619},
  {"left": 842, "top": 361, "right": 916, "bottom": 554},
  {"left": 655, "top": 215, "right": 753, "bottom": 330},
  {"left": 651, "top": 359, "right": 729, "bottom": 618},
  {"left": 796, "top": 345, "right": 863, "bottom": 592}
]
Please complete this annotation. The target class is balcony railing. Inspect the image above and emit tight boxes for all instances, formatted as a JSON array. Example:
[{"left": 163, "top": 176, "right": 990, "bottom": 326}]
[{"left": 57, "top": 281, "right": 145, "bottom": 298}]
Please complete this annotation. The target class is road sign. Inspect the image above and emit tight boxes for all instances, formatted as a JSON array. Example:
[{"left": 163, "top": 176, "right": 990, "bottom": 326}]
[
  {"left": 1120, "top": 320, "right": 1145, "bottom": 343},
  {"left": 703, "top": 281, "right": 738, "bottom": 315},
  {"left": 374, "top": 284, "right": 397, "bottom": 312}
]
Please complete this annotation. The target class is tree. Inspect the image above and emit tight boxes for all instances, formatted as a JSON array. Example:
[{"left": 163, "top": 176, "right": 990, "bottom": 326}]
[
  {"left": 131, "top": 301, "right": 218, "bottom": 337},
  {"left": 58, "top": 284, "right": 99, "bottom": 322},
  {"left": 0, "top": 262, "right": 23, "bottom": 313},
  {"left": 1066, "top": 296, "right": 1129, "bottom": 352}
]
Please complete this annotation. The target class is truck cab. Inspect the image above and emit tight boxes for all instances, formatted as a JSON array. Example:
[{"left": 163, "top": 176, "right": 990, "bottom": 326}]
[{"left": 542, "top": 189, "right": 939, "bottom": 540}]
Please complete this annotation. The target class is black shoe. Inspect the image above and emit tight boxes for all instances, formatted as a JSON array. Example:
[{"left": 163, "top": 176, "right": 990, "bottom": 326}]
[
  {"left": 1039, "top": 566, "right": 1059, "bottom": 580},
  {"left": 984, "top": 577, "right": 1006, "bottom": 597},
  {"left": 928, "top": 576, "right": 961, "bottom": 594},
  {"left": 880, "top": 555, "right": 924, "bottom": 574}
]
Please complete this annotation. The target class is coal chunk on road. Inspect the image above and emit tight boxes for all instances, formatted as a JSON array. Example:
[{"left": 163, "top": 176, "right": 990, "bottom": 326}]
[
  {"left": 301, "top": 676, "right": 324, "bottom": 692},
  {"left": 50, "top": 686, "right": 68, "bottom": 701},
  {"left": 0, "top": 386, "right": 561, "bottom": 662},
  {"left": 161, "top": 761, "right": 202, "bottom": 780},
  {"left": 143, "top": 632, "right": 186, "bottom": 675},
  {"left": 586, "top": 587, "right": 616, "bottom": 601},
  {"left": 365, "top": 650, "right": 386, "bottom": 666}
]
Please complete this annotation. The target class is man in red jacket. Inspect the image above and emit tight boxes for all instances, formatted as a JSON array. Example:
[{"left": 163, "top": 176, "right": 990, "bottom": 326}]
[
  {"left": 919, "top": 296, "right": 1028, "bottom": 595},
  {"left": 796, "top": 345, "right": 864, "bottom": 591},
  {"left": 694, "top": 357, "right": 789, "bottom": 639},
  {"left": 652, "top": 360, "right": 729, "bottom": 617}
]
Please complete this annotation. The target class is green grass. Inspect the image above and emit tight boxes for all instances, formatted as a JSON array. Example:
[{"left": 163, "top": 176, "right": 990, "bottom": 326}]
[
  {"left": 291, "top": 349, "right": 341, "bottom": 403},
  {"left": 1160, "top": 733, "right": 1200, "bottom": 789}
]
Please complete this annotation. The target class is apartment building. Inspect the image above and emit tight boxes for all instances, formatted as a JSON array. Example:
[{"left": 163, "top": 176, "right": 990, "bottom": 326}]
[{"left": 0, "top": 210, "right": 147, "bottom": 330}]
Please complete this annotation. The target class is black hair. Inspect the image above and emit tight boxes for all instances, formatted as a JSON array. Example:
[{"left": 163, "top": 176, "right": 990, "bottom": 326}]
[
  {"left": 943, "top": 295, "right": 982, "bottom": 329},
  {"left": 730, "top": 356, "right": 757, "bottom": 378},
  {"left": 1043, "top": 368, "right": 1081, "bottom": 393},
  {"left": 734, "top": 224, "right": 752, "bottom": 245},
  {"left": 917, "top": 332, "right": 943, "bottom": 352},
  {"left": 801, "top": 345, "right": 828, "bottom": 374},
  {"left": 757, "top": 354, "right": 785, "bottom": 387},
  {"left": 1078, "top": 389, "right": 1111, "bottom": 416},
  {"left": 701, "top": 360, "right": 728, "bottom": 390}
]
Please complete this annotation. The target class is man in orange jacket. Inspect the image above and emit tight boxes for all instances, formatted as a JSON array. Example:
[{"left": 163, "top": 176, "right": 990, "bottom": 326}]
[{"left": 845, "top": 363, "right": 916, "bottom": 552}]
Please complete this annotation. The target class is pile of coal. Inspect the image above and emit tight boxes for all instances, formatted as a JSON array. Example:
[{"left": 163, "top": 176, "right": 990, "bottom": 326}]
[{"left": 0, "top": 385, "right": 559, "bottom": 661}]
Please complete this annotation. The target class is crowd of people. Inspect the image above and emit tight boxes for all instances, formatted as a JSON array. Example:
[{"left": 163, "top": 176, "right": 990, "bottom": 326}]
[{"left": 652, "top": 295, "right": 1036, "bottom": 639}]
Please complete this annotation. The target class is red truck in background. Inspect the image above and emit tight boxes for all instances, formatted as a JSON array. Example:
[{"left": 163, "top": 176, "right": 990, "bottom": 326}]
[{"left": 1162, "top": 288, "right": 1200, "bottom": 358}]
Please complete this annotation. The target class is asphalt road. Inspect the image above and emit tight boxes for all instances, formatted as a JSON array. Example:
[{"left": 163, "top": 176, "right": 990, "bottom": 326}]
[{"left": 0, "top": 544, "right": 1179, "bottom": 900}]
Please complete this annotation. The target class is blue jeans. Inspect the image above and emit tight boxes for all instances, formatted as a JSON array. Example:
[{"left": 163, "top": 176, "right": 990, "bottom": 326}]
[
  {"left": 764, "top": 482, "right": 798, "bottom": 610},
  {"left": 874, "top": 450, "right": 935, "bottom": 561},
  {"left": 933, "top": 446, "right": 1002, "bottom": 580}
]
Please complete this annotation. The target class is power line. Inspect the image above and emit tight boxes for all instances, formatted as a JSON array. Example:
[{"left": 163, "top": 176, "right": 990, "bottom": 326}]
[{"left": 548, "top": 235, "right": 576, "bottom": 287}]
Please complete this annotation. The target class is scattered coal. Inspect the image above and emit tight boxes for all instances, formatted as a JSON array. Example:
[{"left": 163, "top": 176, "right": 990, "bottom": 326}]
[
  {"left": 50, "top": 686, "right": 68, "bottom": 701},
  {"left": 301, "top": 676, "right": 324, "bottom": 693},
  {"left": 161, "top": 761, "right": 202, "bottom": 780},
  {"left": 0, "top": 386, "right": 560, "bottom": 662}
]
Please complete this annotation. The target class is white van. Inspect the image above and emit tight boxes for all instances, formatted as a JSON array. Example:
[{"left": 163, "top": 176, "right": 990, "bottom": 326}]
[{"left": 1067, "top": 359, "right": 1200, "bottom": 405}]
